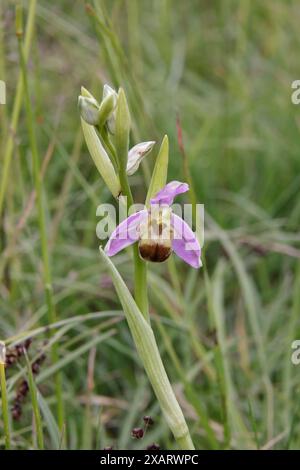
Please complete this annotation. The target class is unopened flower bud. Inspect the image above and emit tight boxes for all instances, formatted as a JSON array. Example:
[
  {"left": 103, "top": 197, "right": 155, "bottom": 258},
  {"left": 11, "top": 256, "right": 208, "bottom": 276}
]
[
  {"left": 143, "top": 415, "right": 154, "bottom": 426},
  {"left": 98, "top": 92, "right": 116, "bottom": 129},
  {"left": 78, "top": 95, "right": 100, "bottom": 126},
  {"left": 127, "top": 141, "right": 155, "bottom": 176},
  {"left": 102, "top": 84, "right": 118, "bottom": 134}
]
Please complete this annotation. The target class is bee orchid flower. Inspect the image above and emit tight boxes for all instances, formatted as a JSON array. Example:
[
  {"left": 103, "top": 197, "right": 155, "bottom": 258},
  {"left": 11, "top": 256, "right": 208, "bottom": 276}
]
[{"left": 105, "top": 181, "right": 202, "bottom": 268}]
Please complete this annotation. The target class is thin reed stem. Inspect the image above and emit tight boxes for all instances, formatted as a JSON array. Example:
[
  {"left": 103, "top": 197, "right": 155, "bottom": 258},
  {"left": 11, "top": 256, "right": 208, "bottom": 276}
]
[
  {"left": 0, "top": 0, "right": 37, "bottom": 218},
  {"left": 118, "top": 168, "right": 149, "bottom": 322},
  {"left": 16, "top": 8, "right": 64, "bottom": 431},
  {"left": 0, "top": 360, "right": 11, "bottom": 449}
]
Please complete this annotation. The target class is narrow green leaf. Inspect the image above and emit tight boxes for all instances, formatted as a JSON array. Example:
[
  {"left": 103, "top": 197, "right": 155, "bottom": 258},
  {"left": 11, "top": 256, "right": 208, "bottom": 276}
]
[
  {"left": 98, "top": 247, "right": 194, "bottom": 449},
  {"left": 25, "top": 352, "right": 44, "bottom": 449},
  {"left": 38, "top": 393, "right": 61, "bottom": 449},
  {"left": 145, "top": 135, "right": 169, "bottom": 206}
]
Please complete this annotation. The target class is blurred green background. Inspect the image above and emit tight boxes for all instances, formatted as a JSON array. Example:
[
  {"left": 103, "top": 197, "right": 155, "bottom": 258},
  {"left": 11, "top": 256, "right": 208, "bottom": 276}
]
[{"left": 1, "top": 0, "right": 300, "bottom": 449}]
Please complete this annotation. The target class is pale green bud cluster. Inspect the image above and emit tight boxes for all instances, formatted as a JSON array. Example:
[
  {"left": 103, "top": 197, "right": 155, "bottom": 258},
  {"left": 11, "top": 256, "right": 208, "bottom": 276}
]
[
  {"left": 78, "top": 85, "right": 117, "bottom": 129},
  {"left": 78, "top": 84, "right": 157, "bottom": 198}
]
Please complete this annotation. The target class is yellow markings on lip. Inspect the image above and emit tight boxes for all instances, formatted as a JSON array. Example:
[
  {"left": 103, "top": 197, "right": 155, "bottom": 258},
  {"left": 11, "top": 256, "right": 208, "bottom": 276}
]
[{"left": 140, "top": 206, "right": 173, "bottom": 241}]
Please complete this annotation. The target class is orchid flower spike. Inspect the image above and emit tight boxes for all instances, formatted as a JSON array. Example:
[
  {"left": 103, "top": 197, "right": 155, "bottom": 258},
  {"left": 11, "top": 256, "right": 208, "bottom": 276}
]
[{"left": 105, "top": 181, "right": 202, "bottom": 268}]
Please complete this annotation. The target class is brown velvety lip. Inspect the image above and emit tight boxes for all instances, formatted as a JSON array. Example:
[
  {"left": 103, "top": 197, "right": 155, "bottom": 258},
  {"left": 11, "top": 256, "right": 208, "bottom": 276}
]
[{"left": 138, "top": 241, "right": 172, "bottom": 263}]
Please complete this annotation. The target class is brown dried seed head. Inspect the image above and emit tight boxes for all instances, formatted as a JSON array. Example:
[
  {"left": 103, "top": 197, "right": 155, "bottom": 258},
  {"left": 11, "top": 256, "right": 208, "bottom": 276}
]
[
  {"left": 146, "top": 443, "right": 160, "bottom": 450},
  {"left": 12, "top": 402, "right": 22, "bottom": 421},
  {"left": 143, "top": 415, "right": 154, "bottom": 426},
  {"left": 24, "top": 338, "right": 32, "bottom": 350},
  {"left": 16, "top": 344, "right": 25, "bottom": 357},
  {"left": 5, "top": 352, "right": 17, "bottom": 366},
  {"left": 31, "top": 362, "right": 40, "bottom": 374},
  {"left": 131, "top": 427, "right": 144, "bottom": 439},
  {"left": 17, "top": 380, "right": 29, "bottom": 399},
  {"left": 35, "top": 353, "right": 46, "bottom": 365}
]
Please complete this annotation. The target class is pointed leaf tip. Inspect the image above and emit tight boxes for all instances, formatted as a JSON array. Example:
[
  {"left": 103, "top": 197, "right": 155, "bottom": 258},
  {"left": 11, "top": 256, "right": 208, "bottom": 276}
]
[
  {"left": 115, "top": 88, "right": 131, "bottom": 170},
  {"left": 145, "top": 135, "right": 169, "bottom": 206}
]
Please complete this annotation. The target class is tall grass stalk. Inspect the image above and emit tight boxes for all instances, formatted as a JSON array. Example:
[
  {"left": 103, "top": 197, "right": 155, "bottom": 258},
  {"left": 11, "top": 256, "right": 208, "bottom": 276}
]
[
  {"left": 0, "top": 0, "right": 37, "bottom": 218},
  {"left": 16, "top": 5, "right": 64, "bottom": 430},
  {"left": 283, "top": 262, "right": 300, "bottom": 433},
  {"left": 0, "top": 342, "right": 11, "bottom": 450},
  {"left": 0, "top": 1, "right": 8, "bottom": 137}
]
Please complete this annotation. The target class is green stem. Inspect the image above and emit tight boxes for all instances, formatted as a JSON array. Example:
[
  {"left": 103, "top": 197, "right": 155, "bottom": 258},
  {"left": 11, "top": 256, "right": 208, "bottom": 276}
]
[
  {"left": 17, "top": 19, "right": 64, "bottom": 431},
  {"left": 0, "top": 362, "right": 11, "bottom": 449},
  {"left": 133, "top": 247, "right": 149, "bottom": 317},
  {"left": 99, "top": 127, "right": 119, "bottom": 170},
  {"left": 118, "top": 169, "right": 149, "bottom": 322},
  {"left": 0, "top": 0, "right": 37, "bottom": 217},
  {"left": 0, "top": 2, "right": 8, "bottom": 137}
]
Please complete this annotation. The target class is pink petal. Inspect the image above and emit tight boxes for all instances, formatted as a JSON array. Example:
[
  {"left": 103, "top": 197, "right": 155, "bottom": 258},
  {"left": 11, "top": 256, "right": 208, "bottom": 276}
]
[
  {"left": 104, "top": 210, "right": 148, "bottom": 256},
  {"left": 171, "top": 213, "right": 201, "bottom": 269},
  {"left": 150, "top": 181, "right": 189, "bottom": 206}
]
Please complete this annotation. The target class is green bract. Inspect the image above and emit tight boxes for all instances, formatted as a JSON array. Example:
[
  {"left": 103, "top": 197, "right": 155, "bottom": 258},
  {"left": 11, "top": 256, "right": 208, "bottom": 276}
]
[
  {"left": 115, "top": 88, "right": 131, "bottom": 171},
  {"left": 81, "top": 118, "right": 121, "bottom": 198},
  {"left": 146, "top": 135, "right": 169, "bottom": 206}
]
